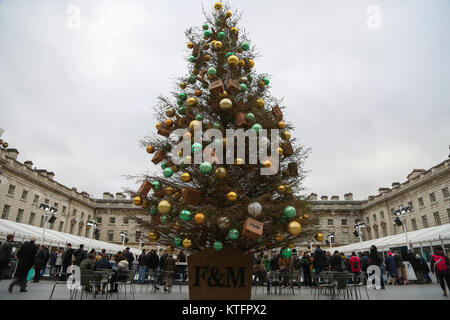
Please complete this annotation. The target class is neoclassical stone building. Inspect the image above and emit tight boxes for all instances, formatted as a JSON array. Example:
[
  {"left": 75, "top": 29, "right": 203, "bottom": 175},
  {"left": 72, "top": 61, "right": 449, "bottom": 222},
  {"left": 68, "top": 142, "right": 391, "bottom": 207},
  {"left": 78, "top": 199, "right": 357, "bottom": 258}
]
[{"left": 1, "top": 143, "right": 449, "bottom": 250}]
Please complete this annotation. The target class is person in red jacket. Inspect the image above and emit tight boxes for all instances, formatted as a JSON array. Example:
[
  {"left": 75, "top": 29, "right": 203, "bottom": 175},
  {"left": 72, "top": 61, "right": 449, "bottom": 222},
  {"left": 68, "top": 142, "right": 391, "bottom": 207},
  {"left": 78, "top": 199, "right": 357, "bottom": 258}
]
[
  {"left": 348, "top": 252, "right": 361, "bottom": 283},
  {"left": 430, "top": 247, "right": 450, "bottom": 297}
]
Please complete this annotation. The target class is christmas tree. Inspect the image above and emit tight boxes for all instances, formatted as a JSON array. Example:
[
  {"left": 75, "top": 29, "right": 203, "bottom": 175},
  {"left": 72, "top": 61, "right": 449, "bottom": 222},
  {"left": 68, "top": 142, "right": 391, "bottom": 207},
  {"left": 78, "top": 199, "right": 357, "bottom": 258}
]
[{"left": 129, "top": 2, "right": 317, "bottom": 256}]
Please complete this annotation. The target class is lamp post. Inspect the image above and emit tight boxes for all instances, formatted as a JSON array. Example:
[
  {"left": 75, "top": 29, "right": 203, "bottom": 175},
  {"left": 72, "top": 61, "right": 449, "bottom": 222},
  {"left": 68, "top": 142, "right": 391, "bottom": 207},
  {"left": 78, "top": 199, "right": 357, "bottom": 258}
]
[
  {"left": 39, "top": 204, "right": 57, "bottom": 245},
  {"left": 86, "top": 220, "right": 98, "bottom": 253},
  {"left": 120, "top": 232, "right": 128, "bottom": 247},
  {"left": 394, "top": 206, "right": 412, "bottom": 249},
  {"left": 137, "top": 238, "right": 143, "bottom": 250},
  {"left": 354, "top": 222, "right": 366, "bottom": 253},
  {"left": 327, "top": 233, "right": 335, "bottom": 250}
]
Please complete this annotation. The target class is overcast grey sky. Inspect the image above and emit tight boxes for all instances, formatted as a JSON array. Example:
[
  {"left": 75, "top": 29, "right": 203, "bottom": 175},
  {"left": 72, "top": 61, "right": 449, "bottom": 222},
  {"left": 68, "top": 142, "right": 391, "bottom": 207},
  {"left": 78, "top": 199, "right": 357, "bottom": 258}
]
[{"left": 1, "top": 0, "right": 449, "bottom": 200}]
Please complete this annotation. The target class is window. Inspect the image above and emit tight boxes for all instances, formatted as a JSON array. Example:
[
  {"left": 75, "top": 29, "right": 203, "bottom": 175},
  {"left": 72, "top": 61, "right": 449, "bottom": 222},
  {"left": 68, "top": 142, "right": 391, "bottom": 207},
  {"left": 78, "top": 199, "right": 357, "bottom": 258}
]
[
  {"left": 97, "top": 217, "right": 102, "bottom": 223},
  {"left": 327, "top": 219, "right": 334, "bottom": 226},
  {"left": 78, "top": 226, "right": 82, "bottom": 236},
  {"left": 44, "top": 198, "right": 50, "bottom": 205},
  {"left": 33, "top": 195, "right": 39, "bottom": 204},
  {"left": 58, "top": 221, "right": 64, "bottom": 232},
  {"left": 367, "top": 230, "right": 372, "bottom": 240},
  {"left": 85, "top": 228, "right": 90, "bottom": 238},
  {"left": 108, "top": 231, "right": 114, "bottom": 242},
  {"left": 123, "top": 216, "right": 129, "bottom": 224},
  {"left": 87, "top": 215, "right": 91, "bottom": 221},
  {"left": 433, "top": 212, "right": 441, "bottom": 226},
  {"left": 62, "top": 206, "right": 67, "bottom": 214},
  {"left": 366, "top": 217, "right": 370, "bottom": 225},
  {"left": 380, "top": 211, "right": 385, "bottom": 220},
  {"left": 73, "top": 209, "right": 77, "bottom": 217},
  {"left": 16, "top": 209, "right": 24, "bottom": 223},
  {"left": 422, "top": 216, "right": 429, "bottom": 228},
  {"left": 382, "top": 226, "right": 387, "bottom": 237},
  {"left": 373, "top": 214, "right": 377, "bottom": 222},
  {"left": 21, "top": 190, "right": 28, "bottom": 201},
  {"left": 50, "top": 219, "right": 55, "bottom": 230},
  {"left": 443, "top": 187, "right": 449, "bottom": 199},
  {"left": 411, "top": 218, "right": 417, "bottom": 231},
  {"left": 448, "top": 209, "right": 450, "bottom": 222},
  {"left": 95, "top": 230, "right": 100, "bottom": 240},
  {"left": 54, "top": 202, "right": 58, "bottom": 208},
  {"left": 136, "top": 231, "right": 141, "bottom": 242},
  {"left": 110, "top": 217, "right": 115, "bottom": 224},
  {"left": 418, "top": 197, "right": 424, "bottom": 207},
  {"left": 408, "top": 201, "right": 413, "bottom": 211},
  {"left": 374, "top": 229, "right": 379, "bottom": 239},
  {"left": 29, "top": 212, "right": 36, "bottom": 225},
  {"left": 40, "top": 215, "right": 45, "bottom": 228},
  {"left": 429, "top": 193, "right": 436, "bottom": 203},
  {"left": 69, "top": 224, "right": 75, "bottom": 234},
  {"left": 1, "top": 205, "right": 10, "bottom": 219},
  {"left": 7, "top": 184, "right": 15, "bottom": 196},
  {"left": 341, "top": 219, "right": 347, "bottom": 226},
  {"left": 80, "top": 212, "right": 85, "bottom": 220}
]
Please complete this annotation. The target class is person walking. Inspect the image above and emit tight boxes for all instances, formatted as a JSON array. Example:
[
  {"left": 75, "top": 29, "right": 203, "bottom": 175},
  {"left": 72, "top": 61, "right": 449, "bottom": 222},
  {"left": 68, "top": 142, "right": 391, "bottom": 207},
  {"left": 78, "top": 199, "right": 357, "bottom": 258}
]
[
  {"left": 0, "top": 234, "right": 14, "bottom": 281},
  {"left": 60, "top": 243, "right": 74, "bottom": 280},
  {"left": 163, "top": 254, "right": 176, "bottom": 292},
  {"left": 394, "top": 251, "right": 408, "bottom": 285},
  {"left": 385, "top": 252, "right": 398, "bottom": 285},
  {"left": 137, "top": 249, "right": 148, "bottom": 284},
  {"left": 8, "top": 237, "right": 38, "bottom": 293},
  {"left": 33, "top": 245, "right": 48, "bottom": 283},
  {"left": 418, "top": 254, "right": 432, "bottom": 283},
  {"left": 430, "top": 247, "right": 450, "bottom": 297},
  {"left": 407, "top": 250, "right": 424, "bottom": 284},
  {"left": 73, "top": 244, "right": 86, "bottom": 266},
  {"left": 368, "top": 245, "right": 385, "bottom": 289}
]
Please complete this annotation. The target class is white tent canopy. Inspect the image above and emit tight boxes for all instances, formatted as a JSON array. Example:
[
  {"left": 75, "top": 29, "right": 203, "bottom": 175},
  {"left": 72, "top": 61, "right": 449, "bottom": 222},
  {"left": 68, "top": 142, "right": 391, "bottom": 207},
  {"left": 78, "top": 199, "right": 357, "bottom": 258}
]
[
  {"left": 0, "top": 219, "right": 141, "bottom": 256},
  {"left": 332, "top": 223, "right": 450, "bottom": 254}
]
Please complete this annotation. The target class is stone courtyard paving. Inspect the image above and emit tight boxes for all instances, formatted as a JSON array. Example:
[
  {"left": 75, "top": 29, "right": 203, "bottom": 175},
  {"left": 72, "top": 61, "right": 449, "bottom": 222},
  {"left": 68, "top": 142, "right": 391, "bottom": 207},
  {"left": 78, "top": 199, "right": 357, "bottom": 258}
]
[{"left": 0, "top": 281, "right": 448, "bottom": 300}]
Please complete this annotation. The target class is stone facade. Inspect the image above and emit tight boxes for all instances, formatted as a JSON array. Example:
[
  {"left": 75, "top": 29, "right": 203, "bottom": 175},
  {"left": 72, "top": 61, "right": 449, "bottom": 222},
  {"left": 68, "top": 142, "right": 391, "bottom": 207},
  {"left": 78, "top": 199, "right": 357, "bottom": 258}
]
[{"left": 1, "top": 144, "right": 449, "bottom": 251}]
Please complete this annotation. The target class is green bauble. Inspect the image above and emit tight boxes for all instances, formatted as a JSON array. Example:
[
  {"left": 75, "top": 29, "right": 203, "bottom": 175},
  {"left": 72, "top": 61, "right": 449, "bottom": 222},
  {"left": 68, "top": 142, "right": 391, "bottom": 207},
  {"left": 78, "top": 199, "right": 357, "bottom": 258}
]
[
  {"left": 217, "top": 32, "right": 226, "bottom": 40},
  {"left": 213, "top": 240, "right": 223, "bottom": 251},
  {"left": 178, "top": 92, "right": 187, "bottom": 101},
  {"left": 179, "top": 210, "right": 192, "bottom": 221},
  {"left": 174, "top": 237, "right": 183, "bottom": 247},
  {"left": 149, "top": 206, "right": 158, "bottom": 216},
  {"left": 161, "top": 161, "right": 168, "bottom": 169},
  {"left": 240, "top": 83, "right": 247, "bottom": 92},
  {"left": 152, "top": 181, "right": 161, "bottom": 190},
  {"left": 225, "top": 52, "right": 233, "bottom": 58},
  {"left": 204, "top": 30, "right": 212, "bottom": 37},
  {"left": 215, "top": 19, "right": 221, "bottom": 26},
  {"left": 202, "top": 24, "right": 209, "bottom": 30},
  {"left": 202, "top": 83, "right": 208, "bottom": 89},
  {"left": 178, "top": 107, "right": 186, "bottom": 115},
  {"left": 188, "top": 76, "right": 196, "bottom": 84},
  {"left": 177, "top": 99, "right": 183, "bottom": 106},
  {"left": 251, "top": 123, "right": 262, "bottom": 134},
  {"left": 188, "top": 56, "right": 195, "bottom": 63},
  {"left": 200, "top": 162, "right": 213, "bottom": 174},
  {"left": 207, "top": 68, "right": 217, "bottom": 76},
  {"left": 195, "top": 114, "right": 204, "bottom": 121},
  {"left": 246, "top": 113, "right": 255, "bottom": 122},
  {"left": 163, "top": 167, "right": 174, "bottom": 178},
  {"left": 280, "top": 215, "right": 287, "bottom": 223},
  {"left": 264, "top": 77, "right": 270, "bottom": 85},
  {"left": 281, "top": 247, "right": 292, "bottom": 258},
  {"left": 241, "top": 42, "right": 250, "bottom": 51},
  {"left": 284, "top": 206, "right": 297, "bottom": 218},
  {"left": 228, "top": 229, "right": 240, "bottom": 240},
  {"left": 192, "top": 143, "right": 202, "bottom": 153},
  {"left": 213, "top": 122, "right": 221, "bottom": 129},
  {"left": 163, "top": 143, "right": 171, "bottom": 151},
  {"left": 160, "top": 215, "right": 169, "bottom": 224},
  {"left": 248, "top": 75, "right": 254, "bottom": 81}
]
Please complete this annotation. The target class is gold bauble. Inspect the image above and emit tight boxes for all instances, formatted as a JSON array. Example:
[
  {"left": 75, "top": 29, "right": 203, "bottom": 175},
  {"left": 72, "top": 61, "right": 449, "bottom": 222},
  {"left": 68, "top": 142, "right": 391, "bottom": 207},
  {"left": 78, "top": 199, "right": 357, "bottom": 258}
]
[
  {"left": 213, "top": 41, "right": 223, "bottom": 49},
  {"left": 193, "top": 68, "right": 200, "bottom": 75},
  {"left": 256, "top": 99, "right": 265, "bottom": 108},
  {"left": 148, "top": 232, "right": 160, "bottom": 242},
  {"left": 213, "top": 2, "right": 223, "bottom": 10},
  {"left": 171, "top": 222, "right": 181, "bottom": 231},
  {"left": 165, "top": 119, "right": 173, "bottom": 127},
  {"left": 181, "top": 172, "right": 192, "bottom": 182},
  {"left": 277, "top": 185, "right": 286, "bottom": 193},
  {"left": 248, "top": 59, "right": 255, "bottom": 68},
  {"left": 164, "top": 187, "right": 175, "bottom": 196},
  {"left": 258, "top": 81, "right": 266, "bottom": 89},
  {"left": 133, "top": 196, "right": 142, "bottom": 206},
  {"left": 278, "top": 121, "right": 287, "bottom": 129},
  {"left": 187, "top": 42, "right": 194, "bottom": 49},
  {"left": 156, "top": 122, "right": 162, "bottom": 129},
  {"left": 203, "top": 54, "right": 211, "bottom": 62},
  {"left": 189, "top": 120, "right": 202, "bottom": 131},
  {"left": 157, "top": 200, "right": 172, "bottom": 214},
  {"left": 187, "top": 97, "right": 198, "bottom": 107},
  {"left": 275, "top": 234, "right": 284, "bottom": 242},
  {"left": 287, "top": 221, "right": 302, "bottom": 236},
  {"left": 263, "top": 160, "right": 272, "bottom": 168},
  {"left": 288, "top": 243, "right": 296, "bottom": 249},
  {"left": 194, "top": 89, "right": 202, "bottom": 97},
  {"left": 225, "top": 11, "right": 232, "bottom": 18},
  {"left": 146, "top": 145, "right": 155, "bottom": 154},
  {"left": 172, "top": 165, "right": 180, "bottom": 173},
  {"left": 314, "top": 233, "right": 324, "bottom": 242},
  {"left": 208, "top": 74, "right": 217, "bottom": 80},
  {"left": 235, "top": 158, "right": 244, "bottom": 165},
  {"left": 303, "top": 214, "right": 310, "bottom": 220},
  {"left": 165, "top": 108, "right": 176, "bottom": 118},
  {"left": 219, "top": 91, "right": 228, "bottom": 98},
  {"left": 174, "top": 192, "right": 181, "bottom": 201},
  {"left": 180, "top": 82, "right": 187, "bottom": 89},
  {"left": 194, "top": 213, "right": 205, "bottom": 224},
  {"left": 215, "top": 167, "right": 227, "bottom": 179},
  {"left": 217, "top": 216, "right": 230, "bottom": 230},
  {"left": 220, "top": 98, "right": 233, "bottom": 111},
  {"left": 285, "top": 186, "right": 293, "bottom": 194},
  {"left": 278, "top": 147, "right": 284, "bottom": 156},
  {"left": 282, "top": 131, "right": 291, "bottom": 141},
  {"left": 167, "top": 246, "right": 174, "bottom": 253},
  {"left": 142, "top": 200, "right": 149, "bottom": 209},
  {"left": 238, "top": 59, "right": 246, "bottom": 67},
  {"left": 203, "top": 43, "right": 210, "bottom": 50},
  {"left": 227, "top": 55, "right": 239, "bottom": 66},
  {"left": 178, "top": 150, "right": 184, "bottom": 157},
  {"left": 227, "top": 192, "right": 238, "bottom": 201},
  {"left": 231, "top": 27, "right": 238, "bottom": 34},
  {"left": 183, "top": 238, "right": 192, "bottom": 248}
]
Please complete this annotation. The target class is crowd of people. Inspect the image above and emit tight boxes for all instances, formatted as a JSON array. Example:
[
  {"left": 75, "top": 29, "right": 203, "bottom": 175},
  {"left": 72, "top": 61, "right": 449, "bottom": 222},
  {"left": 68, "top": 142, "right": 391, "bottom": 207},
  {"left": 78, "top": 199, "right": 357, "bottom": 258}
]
[{"left": 252, "top": 244, "right": 450, "bottom": 297}]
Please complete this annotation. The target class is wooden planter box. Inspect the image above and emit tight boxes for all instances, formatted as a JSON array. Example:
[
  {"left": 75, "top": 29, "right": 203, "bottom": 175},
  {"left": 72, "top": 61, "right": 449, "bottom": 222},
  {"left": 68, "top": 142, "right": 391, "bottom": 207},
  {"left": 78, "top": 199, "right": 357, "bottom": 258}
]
[{"left": 187, "top": 247, "right": 253, "bottom": 300}]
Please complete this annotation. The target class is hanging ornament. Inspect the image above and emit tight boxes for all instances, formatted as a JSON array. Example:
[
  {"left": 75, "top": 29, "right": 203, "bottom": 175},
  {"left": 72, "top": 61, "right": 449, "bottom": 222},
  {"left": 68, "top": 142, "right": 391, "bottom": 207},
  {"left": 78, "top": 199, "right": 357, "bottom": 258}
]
[
  {"left": 160, "top": 215, "right": 169, "bottom": 224},
  {"left": 188, "top": 56, "right": 195, "bottom": 63},
  {"left": 227, "top": 192, "right": 238, "bottom": 201},
  {"left": 256, "top": 99, "right": 265, "bottom": 108},
  {"left": 235, "top": 158, "right": 244, "bottom": 165},
  {"left": 213, "top": 241, "right": 223, "bottom": 251},
  {"left": 165, "top": 119, "right": 173, "bottom": 127},
  {"left": 275, "top": 234, "right": 285, "bottom": 242},
  {"left": 207, "top": 67, "right": 217, "bottom": 76},
  {"left": 281, "top": 131, "right": 291, "bottom": 141},
  {"left": 174, "top": 237, "right": 182, "bottom": 247},
  {"left": 179, "top": 210, "right": 193, "bottom": 221},
  {"left": 225, "top": 11, "right": 232, "bottom": 18},
  {"left": 156, "top": 122, "right": 162, "bottom": 129},
  {"left": 202, "top": 24, "right": 209, "bottom": 30},
  {"left": 200, "top": 162, "right": 213, "bottom": 174},
  {"left": 284, "top": 206, "right": 297, "bottom": 218},
  {"left": 133, "top": 196, "right": 142, "bottom": 206},
  {"left": 240, "top": 83, "right": 247, "bottom": 92},
  {"left": 217, "top": 32, "right": 226, "bottom": 40},
  {"left": 220, "top": 98, "right": 233, "bottom": 111},
  {"left": 239, "top": 76, "right": 248, "bottom": 83},
  {"left": 194, "top": 213, "right": 205, "bottom": 224},
  {"left": 241, "top": 42, "right": 250, "bottom": 51},
  {"left": 238, "top": 59, "right": 246, "bottom": 67},
  {"left": 187, "top": 97, "right": 198, "bottom": 107},
  {"left": 165, "top": 108, "right": 176, "bottom": 118},
  {"left": 281, "top": 247, "right": 292, "bottom": 258},
  {"left": 217, "top": 216, "right": 230, "bottom": 230},
  {"left": 148, "top": 232, "right": 160, "bottom": 242},
  {"left": 231, "top": 27, "right": 238, "bottom": 34},
  {"left": 215, "top": 167, "right": 227, "bottom": 179},
  {"left": 146, "top": 145, "right": 155, "bottom": 154},
  {"left": 157, "top": 200, "right": 172, "bottom": 214},
  {"left": 178, "top": 107, "right": 186, "bottom": 115},
  {"left": 287, "top": 221, "right": 302, "bottom": 236},
  {"left": 278, "top": 121, "right": 287, "bottom": 129},
  {"left": 189, "top": 120, "right": 202, "bottom": 131},
  {"left": 188, "top": 76, "right": 196, "bottom": 84},
  {"left": 225, "top": 52, "right": 234, "bottom": 58},
  {"left": 246, "top": 113, "right": 255, "bottom": 122},
  {"left": 248, "top": 75, "right": 254, "bottom": 81},
  {"left": 213, "top": 41, "right": 223, "bottom": 49},
  {"left": 192, "top": 143, "right": 202, "bottom": 153},
  {"left": 248, "top": 59, "right": 255, "bottom": 68},
  {"left": 171, "top": 222, "right": 181, "bottom": 231},
  {"left": 213, "top": 122, "right": 221, "bottom": 130},
  {"left": 278, "top": 147, "right": 284, "bottom": 156},
  {"left": 228, "top": 229, "right": 240, "bottom": 240},
  {"left": 161, "top": 161, "right": 168, "bottom": 169},
  {"left": 165, "top": 187, "right": 175, "bottom": 196},
  {"left": 262, "top": 160, "right": 272, "bottom": 168},
  {"left": 227, "top": 55, "right": 239, "bottom": 66},
  {"left": 204, "top": 30, "right": 212, "bottom": 38},
  {"left": 163, "top": 167, "right": 174, "bottom": 178},
  {"left": 167, "top": 246, "right": 174, "bottom": 253},
  {"left": 149, "top": 206, "right": 158, "bottom": 216},
  {"left": 181, "top": 172, "right": 192, "bottom": 182},
  {"left": 263, "top": 77, "right": 270, "bottom": 85},
  {"left": 180, "top": 82, "right": 187, "bottom": 89},
  {"left": 203, "top": 54, "right": 211, "bottom": 62},
  {"left": 251, "top": 123, "right": 262, "bottom": 134},
  {"left": 187, "top": 42, "right": 194, "bottom": 49},
  {"left": 183, "top": 238, "right": 192, "bottom": 248},
  {"left": 247, "top": 202, "right": 262, "bottom": 217},
  {"left": 258, "top": 81, "right": 266, "bottom": 89},
  {"left": 213, "top": 2, "right": 223, "bottom": 10},
  {"left": 152, "top": 181, "right": 161, "bottom": 190},
  {"left": 277, "top": 185, "right": 286, "bottom": 194}
]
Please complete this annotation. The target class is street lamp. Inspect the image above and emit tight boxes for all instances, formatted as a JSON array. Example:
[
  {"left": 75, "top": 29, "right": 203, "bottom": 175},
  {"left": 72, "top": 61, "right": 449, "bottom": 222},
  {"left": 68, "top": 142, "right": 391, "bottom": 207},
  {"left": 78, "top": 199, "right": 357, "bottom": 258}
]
[
  {"left": 86, "top": 220, "right": 98, "bottom": 252},
  {"left": 393, "top": 205, "right": 412, "bottom": 249},
  {"left": 137, "top": 237, "right": 143, "bottom": 250},
  {"left": 326, "top": 232, "right": 335, "bottom": 249},
  {"left": 39, "top": 204, "right": 57, "bottom": 245},
  {"left": 120, "top": 231, "right": 128, "bottom": 247},
  {"left": 353, "top": 222, "right": 367, "bottom": 253}
]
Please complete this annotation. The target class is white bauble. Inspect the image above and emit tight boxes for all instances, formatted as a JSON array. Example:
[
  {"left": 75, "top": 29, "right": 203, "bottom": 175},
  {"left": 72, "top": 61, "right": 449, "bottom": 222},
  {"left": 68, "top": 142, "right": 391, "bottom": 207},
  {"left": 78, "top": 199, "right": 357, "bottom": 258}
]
[{"left": 248, "top": 202, "right": 262, "bottom": 217}]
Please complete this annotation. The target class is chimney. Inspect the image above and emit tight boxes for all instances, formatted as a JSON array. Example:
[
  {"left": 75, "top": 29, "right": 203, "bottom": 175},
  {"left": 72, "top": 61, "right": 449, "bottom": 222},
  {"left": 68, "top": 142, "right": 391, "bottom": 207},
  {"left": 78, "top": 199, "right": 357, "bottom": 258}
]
[
  {"left": 407, "top": 169, "right": 425, "bottom": 180},
  {"left": 378, "top": 188, "right": 390, "bottom": 194},
  {"left": 115, "top": 192, "right": 126, "bottom": 200},
  {"left": 344, "top": 193, "right": 353, "bottom": 201},
  {"left": 5, "top": 148, "right": 19, "bottom": 161},
  {"left": 331, "top": 195, "right": 339, "bottom": 201},
  {"left": 103, "top": 192, "right": 112, "bottom": 200},
  {"left": 392, "top": 182, "right": 400, "bottom": 188},
  {"left": 81, "top": 192, "right": 90, "bottom": 198},
  {"left": 321, "top": 195, "right": 328, "bottom": 201},
  {"left": 24, "top": 161, "right": 33, "bottom": 169},
  {"left": 71, "top": 187, "right": 77, "bottom": 192},
  {"left": 47, "top": 172, "right": 55, "bottom": 180}
]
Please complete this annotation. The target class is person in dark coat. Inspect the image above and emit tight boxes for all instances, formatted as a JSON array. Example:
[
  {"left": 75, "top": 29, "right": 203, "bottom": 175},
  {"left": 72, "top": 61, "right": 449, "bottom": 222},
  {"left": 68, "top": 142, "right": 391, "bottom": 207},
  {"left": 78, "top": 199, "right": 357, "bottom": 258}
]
[
  {"left": 312, "top": 246, "right": 327, "bottom": 274},
  {"left": 0, "top": 234, "right": 14, "bottom": 281},
  {"left": 122, "top": 247, "right": 134, "bottom": 270},
  {"left": 137, "top": 249, "right": 148, "bottom": 284},
  {"left": 430, "top": 247, "right": 450, "bottom": 297},
  {"left": 60, "top": 243, "right": 74, "bottom": 280},
  {"left": 163, "top": 254, "right": 176, "bottom": 292},
  {"left": 8, "top": 237, "right": 38, "bottom": 293},
  {"left": 94, "top": 254, "right": 112, "bottom": 271},
  {"left": 407, "top": 250, "right": 424, "bottom": 284},
  {"left": 418, "top": 254, "right": 432, "bottom": 283},
  {"left": 146, "top": 250, "right": 161, "bottom": 290},
  {"left": 329, "top": 250, "right": 343, "bottom": 272},
  {"left": 300, "top": 252, "right": 312, "bottom": 286},
  {"left": 33, "top": 245, "right": 48, "bottom": 282},
  {"left": 385, "top": 252, "right": 398, "bottom": 285},
  {"left": 368, "top": 245, "right": 385, "bottom": 289},
  {"left": 73, "top": 244, "right": 86, "bottom": 266}
]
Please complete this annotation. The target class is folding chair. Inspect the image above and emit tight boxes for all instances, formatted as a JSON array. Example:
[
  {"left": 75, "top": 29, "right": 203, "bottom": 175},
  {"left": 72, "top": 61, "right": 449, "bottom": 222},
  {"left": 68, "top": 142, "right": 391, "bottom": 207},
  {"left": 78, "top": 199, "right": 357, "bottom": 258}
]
[{"left": 115, "top": 270, "right": 136, "bottom": 300}]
